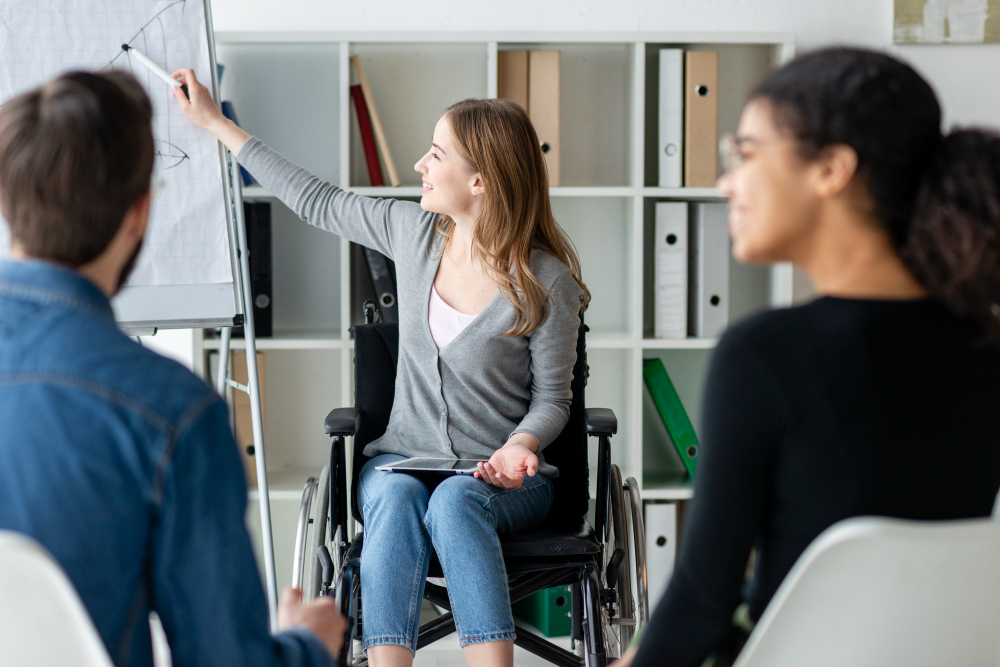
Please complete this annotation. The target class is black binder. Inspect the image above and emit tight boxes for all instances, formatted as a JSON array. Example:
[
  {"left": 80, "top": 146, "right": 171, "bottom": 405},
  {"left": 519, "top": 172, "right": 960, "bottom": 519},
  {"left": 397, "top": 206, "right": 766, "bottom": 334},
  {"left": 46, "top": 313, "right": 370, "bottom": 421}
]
[
  {"left": 350, "top": 243, "right": 398, "bottom": 325},
  {"left": 233, "top": 201, "right": 272, "bottom": 337}
]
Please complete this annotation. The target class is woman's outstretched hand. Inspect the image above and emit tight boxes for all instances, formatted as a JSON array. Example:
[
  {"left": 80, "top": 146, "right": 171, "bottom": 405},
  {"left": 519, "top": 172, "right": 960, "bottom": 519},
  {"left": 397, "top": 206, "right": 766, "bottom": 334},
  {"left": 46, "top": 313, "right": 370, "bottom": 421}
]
[
  {"left": 170, "top": 68, "right": 251, "bottom": 155},
  {"left": 475, "top": 433, "right": 540, "bottom": 489}
]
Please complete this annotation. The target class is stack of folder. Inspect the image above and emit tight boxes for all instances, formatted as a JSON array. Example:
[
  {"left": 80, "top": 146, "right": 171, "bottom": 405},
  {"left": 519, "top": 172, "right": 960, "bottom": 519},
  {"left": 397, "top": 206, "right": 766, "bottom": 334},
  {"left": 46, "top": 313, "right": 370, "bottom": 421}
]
[
  {"left": 658, "top": 50, "right": 719, "bottom": 188},
  {"left": 653, "top": 201, "right": 729, "bottom": 339},
  {"left": 498, "top": 50, "right": 561, "bottom": 186}
]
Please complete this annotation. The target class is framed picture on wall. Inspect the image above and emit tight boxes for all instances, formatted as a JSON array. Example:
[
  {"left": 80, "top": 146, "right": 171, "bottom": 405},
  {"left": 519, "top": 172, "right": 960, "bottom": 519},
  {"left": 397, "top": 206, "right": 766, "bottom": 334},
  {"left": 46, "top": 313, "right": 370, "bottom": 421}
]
[{"left": 895, "top": 0, "right": 1000, "bottom": 44}]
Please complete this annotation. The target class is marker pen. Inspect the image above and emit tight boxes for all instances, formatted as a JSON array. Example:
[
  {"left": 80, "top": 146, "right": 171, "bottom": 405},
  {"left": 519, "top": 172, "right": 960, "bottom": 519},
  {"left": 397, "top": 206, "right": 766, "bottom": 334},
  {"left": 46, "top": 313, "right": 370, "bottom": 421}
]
[{"left": 121, "top": 44, "right": 190, "bottom": 100}]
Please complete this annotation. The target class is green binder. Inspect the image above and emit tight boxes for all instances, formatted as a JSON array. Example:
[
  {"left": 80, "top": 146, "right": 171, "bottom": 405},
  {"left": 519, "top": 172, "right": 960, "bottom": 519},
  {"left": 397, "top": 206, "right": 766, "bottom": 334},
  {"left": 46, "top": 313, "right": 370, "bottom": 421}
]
[{"left": 643, "top": 358, "right": 699, "bottom": 478}]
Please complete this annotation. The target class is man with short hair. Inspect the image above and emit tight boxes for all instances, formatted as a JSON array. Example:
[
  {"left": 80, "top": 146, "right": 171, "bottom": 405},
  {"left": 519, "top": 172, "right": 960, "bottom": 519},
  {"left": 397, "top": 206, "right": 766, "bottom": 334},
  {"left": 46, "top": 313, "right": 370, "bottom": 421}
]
[{"left": 0, "top": 70, "right": 343, "bottom": 667}]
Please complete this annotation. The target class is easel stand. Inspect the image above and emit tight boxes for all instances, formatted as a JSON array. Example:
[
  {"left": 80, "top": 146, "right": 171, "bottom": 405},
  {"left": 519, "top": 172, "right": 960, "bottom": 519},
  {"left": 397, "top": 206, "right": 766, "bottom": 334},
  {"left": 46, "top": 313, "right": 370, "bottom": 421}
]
[{"left": 215, "top": 153, "right": 279, "bottom": 629}]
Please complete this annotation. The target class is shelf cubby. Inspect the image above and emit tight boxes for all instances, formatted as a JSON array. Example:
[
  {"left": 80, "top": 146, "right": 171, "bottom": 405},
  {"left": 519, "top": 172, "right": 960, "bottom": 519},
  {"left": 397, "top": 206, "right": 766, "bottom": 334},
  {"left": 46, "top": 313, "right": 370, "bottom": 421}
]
[
  {"left": 215, "top": 43, "right": 341, "bottom": 184},
  {"left": 552, "top": 196, "right": 635, "bottom": 339},
  {"left": 642, "top": 41, "right": 786, "bottom": 188},
  {"left": 348, "top": 42, "right": 489, "bottom": 188},
  {"left": 268, "top": 201, "right": 342, "bottom": 335},
  {"left": 640, "top": 197, "right": 774, "bottom": 339},
  {"left": 498, "top": 42, "right": 636, "bottom": 187},
  {"left": 639, "top": 347, "right": 712, "bottom": 493},
  {"left": 586, "top": 348, "right": 637, "bottom": 480}
]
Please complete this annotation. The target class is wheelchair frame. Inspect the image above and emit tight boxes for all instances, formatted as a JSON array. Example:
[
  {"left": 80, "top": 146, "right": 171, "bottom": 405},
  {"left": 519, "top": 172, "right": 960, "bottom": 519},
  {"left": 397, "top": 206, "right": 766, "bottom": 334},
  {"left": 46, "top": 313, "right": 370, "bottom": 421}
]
[{"left": 293, "top": 308, "right": 648, "bottom": 667}]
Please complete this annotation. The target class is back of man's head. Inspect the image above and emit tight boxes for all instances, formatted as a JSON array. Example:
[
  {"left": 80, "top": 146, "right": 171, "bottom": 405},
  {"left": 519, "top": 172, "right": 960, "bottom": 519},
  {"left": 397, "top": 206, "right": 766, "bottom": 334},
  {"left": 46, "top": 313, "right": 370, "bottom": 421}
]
[{"left": 0, "top": 71, "right": 154, "bottom": 266}]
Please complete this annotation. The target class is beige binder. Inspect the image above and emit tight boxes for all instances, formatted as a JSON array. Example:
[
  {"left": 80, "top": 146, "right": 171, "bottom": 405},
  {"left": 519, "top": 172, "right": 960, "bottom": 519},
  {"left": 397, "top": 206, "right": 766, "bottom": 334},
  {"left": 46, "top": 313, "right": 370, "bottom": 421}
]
[
  {"left": 498, "top": 50, "right": 529, "bottom": 112},
  {"left": 232, "top": 352, "right": 265, "bottom": 487},
  {"left": 528, "top": 50, "right": 561, "bottom": 187},
  {"left": 684, "top": 51, "right": 719, "bottom": 188}
]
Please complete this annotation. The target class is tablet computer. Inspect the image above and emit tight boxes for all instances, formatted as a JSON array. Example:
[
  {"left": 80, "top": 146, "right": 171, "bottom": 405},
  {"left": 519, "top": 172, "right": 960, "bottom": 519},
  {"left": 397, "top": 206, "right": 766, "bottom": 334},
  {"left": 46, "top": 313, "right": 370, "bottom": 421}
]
[{"left": 374, "top": 457, "right": 485, "bottom": 475}]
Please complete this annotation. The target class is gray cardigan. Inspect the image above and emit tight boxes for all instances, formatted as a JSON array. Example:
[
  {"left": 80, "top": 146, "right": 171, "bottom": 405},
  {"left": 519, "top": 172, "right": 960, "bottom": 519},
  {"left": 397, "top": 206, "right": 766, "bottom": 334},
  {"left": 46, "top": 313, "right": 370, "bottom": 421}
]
[{"left": 238, "top": 138, "right": 583, "bottom": 476}]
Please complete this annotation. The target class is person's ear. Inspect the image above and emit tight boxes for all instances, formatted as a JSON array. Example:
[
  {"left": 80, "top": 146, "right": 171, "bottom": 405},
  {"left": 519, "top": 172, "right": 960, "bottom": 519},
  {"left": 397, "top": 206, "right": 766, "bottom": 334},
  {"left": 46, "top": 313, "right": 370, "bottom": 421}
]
[
  {"left": 123, "top": 191, "right": 152, "bottom": 240},
  {"left": 809, "top": 144, "right": 858, "bottom": 200},
  {"left": 470, "top": 174, "right": 485, "bottom": 196}
]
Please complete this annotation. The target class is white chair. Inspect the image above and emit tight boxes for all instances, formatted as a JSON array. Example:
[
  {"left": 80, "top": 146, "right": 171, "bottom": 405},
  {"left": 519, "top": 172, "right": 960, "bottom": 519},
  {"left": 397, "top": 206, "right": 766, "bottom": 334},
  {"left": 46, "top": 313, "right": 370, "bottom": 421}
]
[
  {"left": 734, "top": 516, "right": 1000, "bottom": 667},
  {"left": 0, "top": 530, "right": 113, "bottom": 667}
]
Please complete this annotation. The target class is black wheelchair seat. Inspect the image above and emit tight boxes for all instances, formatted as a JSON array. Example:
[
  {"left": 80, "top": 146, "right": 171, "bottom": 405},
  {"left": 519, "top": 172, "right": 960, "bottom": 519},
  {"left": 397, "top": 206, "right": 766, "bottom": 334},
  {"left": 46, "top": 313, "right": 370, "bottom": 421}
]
[{"left": 500, "top": 519, "right": 601, "bottom": 559}]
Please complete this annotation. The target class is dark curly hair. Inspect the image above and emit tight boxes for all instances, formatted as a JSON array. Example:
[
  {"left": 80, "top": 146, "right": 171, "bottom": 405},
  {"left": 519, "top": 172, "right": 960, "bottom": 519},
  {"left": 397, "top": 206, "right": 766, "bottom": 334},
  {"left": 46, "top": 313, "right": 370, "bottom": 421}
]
[{"left": 751, "top": 47, "right": 1000, "bottom": 347}]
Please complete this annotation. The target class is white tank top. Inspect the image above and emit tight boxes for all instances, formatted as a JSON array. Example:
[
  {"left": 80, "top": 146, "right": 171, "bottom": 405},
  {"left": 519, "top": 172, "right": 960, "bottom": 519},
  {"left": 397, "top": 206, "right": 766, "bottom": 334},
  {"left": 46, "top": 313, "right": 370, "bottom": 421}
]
[{"left": 428, "top": 284, "right": 478, "bottom": 350}]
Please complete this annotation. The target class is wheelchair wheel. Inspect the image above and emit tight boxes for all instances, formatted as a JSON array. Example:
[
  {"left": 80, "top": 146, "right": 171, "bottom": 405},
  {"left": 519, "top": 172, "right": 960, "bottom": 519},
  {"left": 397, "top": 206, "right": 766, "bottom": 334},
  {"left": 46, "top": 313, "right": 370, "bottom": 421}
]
[
  {"left": 292, "top": 476, "right": 319, "bottom": 594},
  {"left": 581, "top": 464, "right": 643, "bottom": 666},
  {"left": 293, "top": 464, "right": 335, "bottom": 602},
  {"left": 309, "top": 463, "right": 332, "bottom": 600},
  {"left": 604, "top": 464, "right": 636, "bottom": 657},
  {"left": 624, "top": 476, "right": 648, "bottom": 625}
]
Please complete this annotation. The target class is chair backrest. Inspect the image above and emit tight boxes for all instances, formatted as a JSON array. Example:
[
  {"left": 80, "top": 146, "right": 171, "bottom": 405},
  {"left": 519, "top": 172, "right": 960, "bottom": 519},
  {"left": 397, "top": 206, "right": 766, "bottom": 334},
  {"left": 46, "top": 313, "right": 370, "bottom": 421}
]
[
  {"left": 0, "top": 530, "right": 113, "bottom": 667},
  {"left": 348, "top": 321, "right": 590, "bottom": 528},
  {"left": 734, "top": 516, "right": 1000, "bottom": 667}
]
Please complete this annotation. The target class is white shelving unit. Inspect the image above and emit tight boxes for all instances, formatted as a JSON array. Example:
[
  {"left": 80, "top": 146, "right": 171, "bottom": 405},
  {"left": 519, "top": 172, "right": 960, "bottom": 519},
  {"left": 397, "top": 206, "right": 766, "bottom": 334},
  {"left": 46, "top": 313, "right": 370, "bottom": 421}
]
[{"left": 197, "top": 30, "right": 797, "bottom": 589}]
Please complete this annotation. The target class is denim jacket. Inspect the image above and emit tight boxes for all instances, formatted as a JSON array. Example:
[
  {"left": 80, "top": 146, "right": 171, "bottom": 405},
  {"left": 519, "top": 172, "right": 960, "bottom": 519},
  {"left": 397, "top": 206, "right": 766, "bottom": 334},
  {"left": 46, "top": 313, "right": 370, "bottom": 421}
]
[{"left": 0, "top": 259, "right": 333, "bottom": 667}]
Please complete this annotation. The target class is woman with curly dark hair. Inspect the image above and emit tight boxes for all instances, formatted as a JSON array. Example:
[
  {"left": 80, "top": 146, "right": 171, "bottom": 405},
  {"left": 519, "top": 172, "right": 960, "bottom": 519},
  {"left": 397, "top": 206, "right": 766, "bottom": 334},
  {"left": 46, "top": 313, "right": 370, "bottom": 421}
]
[{"left": 620, "top": 47, "right": 1000, "bottom": 667}]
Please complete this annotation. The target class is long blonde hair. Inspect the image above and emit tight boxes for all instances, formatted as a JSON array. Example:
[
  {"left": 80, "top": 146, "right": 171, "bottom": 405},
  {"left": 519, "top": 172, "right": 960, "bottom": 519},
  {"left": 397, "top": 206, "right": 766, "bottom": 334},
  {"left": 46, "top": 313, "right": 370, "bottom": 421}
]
[{"left": 434, "top": 98, "right": 591, "bottom": 337}]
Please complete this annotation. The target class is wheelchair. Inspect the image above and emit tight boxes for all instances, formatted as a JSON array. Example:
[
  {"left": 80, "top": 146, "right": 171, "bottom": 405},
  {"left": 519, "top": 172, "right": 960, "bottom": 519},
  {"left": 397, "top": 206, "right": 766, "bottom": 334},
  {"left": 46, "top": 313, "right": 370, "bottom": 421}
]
[{"left": 293, "top": 304, "right": 648, "bottom": 666}]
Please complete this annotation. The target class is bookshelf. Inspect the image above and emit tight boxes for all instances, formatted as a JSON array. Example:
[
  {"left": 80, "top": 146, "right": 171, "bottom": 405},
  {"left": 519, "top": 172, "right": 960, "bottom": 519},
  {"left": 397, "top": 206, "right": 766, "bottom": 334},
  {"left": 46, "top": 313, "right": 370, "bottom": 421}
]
[{"left": 202, "top": 31, "right": 798, "bottom": 588}]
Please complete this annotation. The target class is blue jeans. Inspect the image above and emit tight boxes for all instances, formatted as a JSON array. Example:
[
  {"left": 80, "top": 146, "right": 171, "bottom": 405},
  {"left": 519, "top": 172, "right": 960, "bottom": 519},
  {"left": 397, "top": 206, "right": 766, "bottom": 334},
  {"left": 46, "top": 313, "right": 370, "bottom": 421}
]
[{"left": 358, "top": 453, "right": 554, "bottom": 653}]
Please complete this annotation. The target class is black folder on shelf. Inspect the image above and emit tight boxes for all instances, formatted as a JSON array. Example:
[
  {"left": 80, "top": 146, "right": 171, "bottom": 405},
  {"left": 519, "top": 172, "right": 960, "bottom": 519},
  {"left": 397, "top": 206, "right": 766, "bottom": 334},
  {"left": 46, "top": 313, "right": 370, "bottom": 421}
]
[{"left": 350, "top": 243, "right": 398, "bottom": 325}]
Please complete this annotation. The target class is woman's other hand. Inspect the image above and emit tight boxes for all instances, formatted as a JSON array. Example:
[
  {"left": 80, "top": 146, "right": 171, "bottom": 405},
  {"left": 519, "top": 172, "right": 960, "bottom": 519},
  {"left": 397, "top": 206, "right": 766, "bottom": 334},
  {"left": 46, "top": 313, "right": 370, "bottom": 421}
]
[
  {"left": 475, "top": 433, "right": 539, "bottom": 489},
  {"left": 170, "top": 68, "right": 251, "bottom": 154}
]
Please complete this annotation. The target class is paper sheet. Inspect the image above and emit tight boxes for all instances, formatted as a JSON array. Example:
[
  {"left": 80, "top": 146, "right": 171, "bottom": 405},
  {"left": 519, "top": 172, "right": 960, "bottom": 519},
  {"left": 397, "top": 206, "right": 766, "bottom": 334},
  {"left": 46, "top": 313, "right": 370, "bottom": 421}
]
[{"left": 0, "top": 0, "right": 232, "bottom": 286}]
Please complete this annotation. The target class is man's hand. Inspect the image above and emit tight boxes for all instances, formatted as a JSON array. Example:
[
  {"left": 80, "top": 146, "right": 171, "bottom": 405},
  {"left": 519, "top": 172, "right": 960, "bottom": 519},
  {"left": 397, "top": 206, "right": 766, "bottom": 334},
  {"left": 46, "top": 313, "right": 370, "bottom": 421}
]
[
  {"left": 475, "top": 433, "right": 540, "bottom": 489},
  {"left": 277, "top": 586, "right": 346, "bottom": 659}
]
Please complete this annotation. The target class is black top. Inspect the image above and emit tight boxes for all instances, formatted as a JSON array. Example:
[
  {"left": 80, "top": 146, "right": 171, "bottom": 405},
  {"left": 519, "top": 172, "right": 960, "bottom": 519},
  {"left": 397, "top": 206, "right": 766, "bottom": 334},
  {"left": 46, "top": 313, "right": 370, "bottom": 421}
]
[{"left": 634, "top": 297, "right": 1000, "bottom": 667}]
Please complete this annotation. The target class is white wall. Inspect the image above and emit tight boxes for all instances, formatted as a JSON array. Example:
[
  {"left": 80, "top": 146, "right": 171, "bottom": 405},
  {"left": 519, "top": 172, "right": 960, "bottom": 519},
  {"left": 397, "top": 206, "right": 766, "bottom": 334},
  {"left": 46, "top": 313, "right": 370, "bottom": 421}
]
[{"left": 211, "top": 0, "right": 1000, "bottom": 130}]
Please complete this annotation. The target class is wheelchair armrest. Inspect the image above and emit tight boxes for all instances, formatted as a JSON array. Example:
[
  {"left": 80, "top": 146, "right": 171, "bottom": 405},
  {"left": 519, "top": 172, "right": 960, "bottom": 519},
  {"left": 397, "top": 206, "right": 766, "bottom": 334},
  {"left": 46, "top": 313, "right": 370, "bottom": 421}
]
[
  {"left": 325, "top": 407, "right": 359, "bottom": 436},
  {"left": 585, "top": 408, "right": 617, "bottom": 437}
]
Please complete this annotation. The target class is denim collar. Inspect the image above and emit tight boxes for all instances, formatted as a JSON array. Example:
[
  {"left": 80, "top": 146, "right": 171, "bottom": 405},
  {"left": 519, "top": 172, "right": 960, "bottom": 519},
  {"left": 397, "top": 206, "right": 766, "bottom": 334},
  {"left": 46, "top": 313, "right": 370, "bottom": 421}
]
[{"left": 0, "top": 259, "right": 115, "bottom": 322}]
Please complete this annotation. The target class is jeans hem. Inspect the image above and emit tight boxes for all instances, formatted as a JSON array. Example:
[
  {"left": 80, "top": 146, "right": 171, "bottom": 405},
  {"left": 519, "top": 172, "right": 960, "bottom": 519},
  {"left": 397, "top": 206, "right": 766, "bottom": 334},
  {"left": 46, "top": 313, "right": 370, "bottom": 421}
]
[
  {"left": 458, "top": 630, "right": 517, "bottom": 647},
  {"left": 363, "top": 635, "right": 416, "bottom": 655}
]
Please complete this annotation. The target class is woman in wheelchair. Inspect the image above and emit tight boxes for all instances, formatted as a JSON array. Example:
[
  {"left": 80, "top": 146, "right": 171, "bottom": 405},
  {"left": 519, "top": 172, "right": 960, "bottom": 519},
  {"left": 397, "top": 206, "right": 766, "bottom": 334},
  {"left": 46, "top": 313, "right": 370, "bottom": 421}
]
[{"left": 173, "top": 71, "right": 591, "bottom": 667}]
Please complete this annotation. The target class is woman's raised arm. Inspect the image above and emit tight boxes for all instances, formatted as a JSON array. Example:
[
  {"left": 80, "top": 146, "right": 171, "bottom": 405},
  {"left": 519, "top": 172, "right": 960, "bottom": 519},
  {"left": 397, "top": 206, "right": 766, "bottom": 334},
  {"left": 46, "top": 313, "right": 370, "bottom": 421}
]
[{"left": 170, "top": 68, "right": 426, "bottom": 260}]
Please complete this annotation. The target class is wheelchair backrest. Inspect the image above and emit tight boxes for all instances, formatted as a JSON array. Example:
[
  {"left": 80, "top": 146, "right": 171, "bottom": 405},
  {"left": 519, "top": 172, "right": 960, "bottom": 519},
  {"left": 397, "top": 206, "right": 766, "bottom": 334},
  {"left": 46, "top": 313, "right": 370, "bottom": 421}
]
[{"left": 348, "top": 320, "right": 590, "bottom": 529}]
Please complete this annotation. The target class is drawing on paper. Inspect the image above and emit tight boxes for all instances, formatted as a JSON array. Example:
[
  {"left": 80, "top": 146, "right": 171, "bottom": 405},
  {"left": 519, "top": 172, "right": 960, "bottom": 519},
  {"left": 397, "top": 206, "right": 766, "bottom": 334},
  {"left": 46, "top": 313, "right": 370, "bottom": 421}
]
[
  {"left": 106, "top": 0, "right": 191, "bottom": 169},
  {"left": 0, "top": 0, "right": 232, "bottom": 287},
  {"left": 895, "top": 0, "right": 1000, "bottom": 43}
]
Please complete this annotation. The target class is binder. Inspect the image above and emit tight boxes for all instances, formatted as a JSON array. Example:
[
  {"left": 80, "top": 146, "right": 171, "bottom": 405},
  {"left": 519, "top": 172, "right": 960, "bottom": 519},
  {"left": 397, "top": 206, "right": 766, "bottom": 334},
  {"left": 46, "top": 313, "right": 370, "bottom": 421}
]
[
  {"left": 350, "top": 242, "right": 398, "bottom": 325},
  {"left": 643, "top": 358, "right": 699, "bottom": 479},
  {"left": 645, "top": 502, "right": 678, "bottom": 601},
  {"left": 683, "top": 51, "right": 719, "bottom": 188},
  {"left": 233, "top": 202, "right": 272, "bottom": 338},
  {"left": 654, "top": 202, "right": 688, "bottom": 339},
  {"left": 690, "top": 202, "right": 729, "bottom": 338},
  {"left": 658, "top": 49, "right": 684, "bottom": 188},
  {"left": 364, "top": 246, "right": 398, "bottom": 323},
  {"left": 232, "top": 352, "right": 265, "bottom": 487},
  {"left": 351, "top": 84, "right": 384, "bottom": 187},
  {"left": 528, "top": 50, "right": 561, "bottom": 187},
  {"left": 498, "top": 50, "right": 529, "bottom": 113}
]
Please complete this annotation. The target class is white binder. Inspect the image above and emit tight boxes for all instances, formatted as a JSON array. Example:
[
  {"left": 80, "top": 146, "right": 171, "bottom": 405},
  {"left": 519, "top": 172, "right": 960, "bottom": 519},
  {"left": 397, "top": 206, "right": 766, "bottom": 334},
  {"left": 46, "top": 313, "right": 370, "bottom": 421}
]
[
  {"left": 645, "top": 502, "right": 678, "bottom": 603},
  {"left": 658, "top": 49, "right": 684, "bottom": 188},
  {"left": 690, "top": 202, "right": 730, "bottom": 337},
  {"left": 654, "top": 202, "right": 688, "bottom": 339}
]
